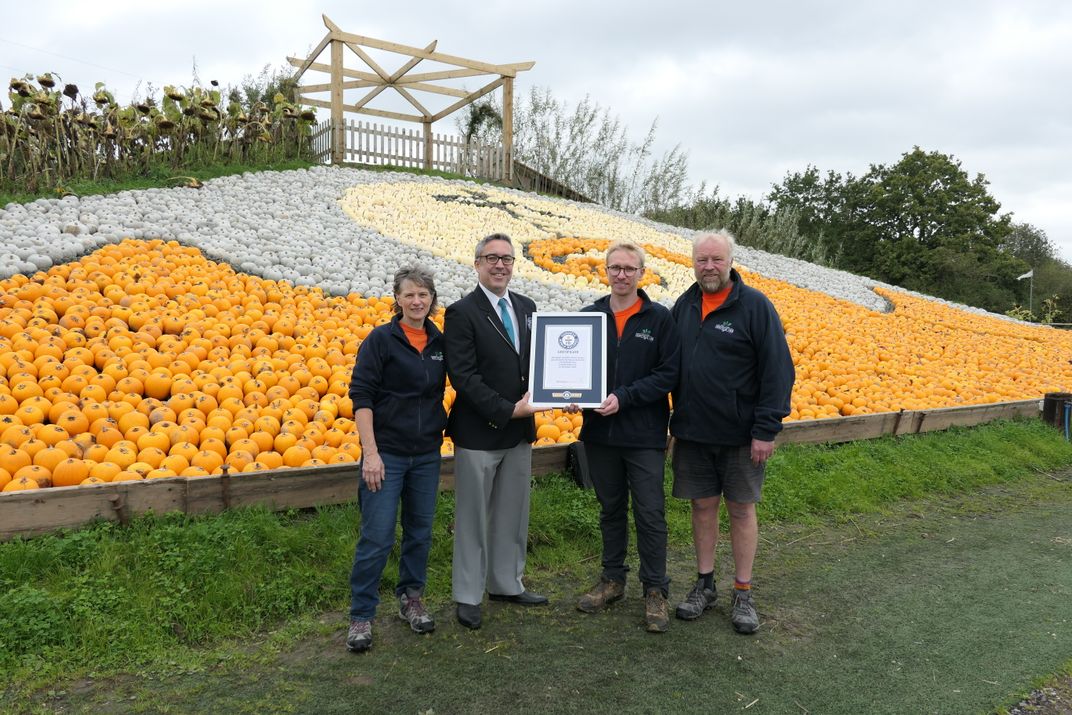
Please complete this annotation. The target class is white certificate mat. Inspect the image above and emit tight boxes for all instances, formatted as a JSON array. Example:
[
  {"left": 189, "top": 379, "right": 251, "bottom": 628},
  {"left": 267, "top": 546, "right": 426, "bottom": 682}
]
[
  {"left": 528, "top": 312, "right": 607, "bottom": 408},
  {"left": 541, "top": 325, "right": 593, "bottom": 390}
]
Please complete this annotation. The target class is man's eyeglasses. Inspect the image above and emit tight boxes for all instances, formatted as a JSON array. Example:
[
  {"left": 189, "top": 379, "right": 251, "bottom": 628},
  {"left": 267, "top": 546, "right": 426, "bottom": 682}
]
[
  {"left": 479, "top": 254, "right": 515, "bottom": 266},
  {"left": 606, "top": 265, "right": 641, "bottom": 276}
]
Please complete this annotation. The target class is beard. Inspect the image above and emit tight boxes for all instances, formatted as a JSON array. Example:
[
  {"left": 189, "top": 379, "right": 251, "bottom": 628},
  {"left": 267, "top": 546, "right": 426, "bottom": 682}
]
[{"left": 698, "top": 269, "right": 730, "bottom": 293}]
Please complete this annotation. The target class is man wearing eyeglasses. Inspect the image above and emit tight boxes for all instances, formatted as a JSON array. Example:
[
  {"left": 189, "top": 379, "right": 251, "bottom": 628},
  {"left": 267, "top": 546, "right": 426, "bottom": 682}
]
[
  {"left": 444, "top": 232, "right": 546, "bottom": 630},
  {"left": 575, "top": 241, "right": 680, "bottom": 633},
  {"left": 670, "top": 230, "right": 794, "bottom": 635}
]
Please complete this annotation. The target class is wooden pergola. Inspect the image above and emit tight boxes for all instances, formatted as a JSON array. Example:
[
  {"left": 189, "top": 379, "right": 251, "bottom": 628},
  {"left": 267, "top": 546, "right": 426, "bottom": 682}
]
[{"left": 288, "top": 15, "right": 534, "bottom": 180}]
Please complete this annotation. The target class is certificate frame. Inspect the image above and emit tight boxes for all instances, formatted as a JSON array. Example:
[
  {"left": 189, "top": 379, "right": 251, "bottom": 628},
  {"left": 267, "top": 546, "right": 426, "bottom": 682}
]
[{"left": 528, "top": 312, "right": 607, "bottom": 408}]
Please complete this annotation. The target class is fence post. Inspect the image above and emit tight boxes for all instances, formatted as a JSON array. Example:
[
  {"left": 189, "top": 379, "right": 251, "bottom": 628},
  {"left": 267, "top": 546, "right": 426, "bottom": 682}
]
[
  {"left": 330, "top": 39, "right": 344, "bottom": 165},
  {"left": 502, "top": 76, "right": 514, "bottom": 183},
  {"left": 423, "top": 121, "right": 432, "bottom": 172}
]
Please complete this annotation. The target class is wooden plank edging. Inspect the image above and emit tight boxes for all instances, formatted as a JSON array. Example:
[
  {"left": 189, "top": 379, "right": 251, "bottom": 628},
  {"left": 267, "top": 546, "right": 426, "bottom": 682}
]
[
  {"left": 776, "top": 398, "right": 1041, "bottom": 446},
  {"left": 0, "top": 399, "right": 1043, "bottom": 540}
]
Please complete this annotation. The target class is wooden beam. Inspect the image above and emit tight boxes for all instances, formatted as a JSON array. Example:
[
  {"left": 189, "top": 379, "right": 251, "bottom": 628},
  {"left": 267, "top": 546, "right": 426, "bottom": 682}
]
[
  {"left": 430, "top": 77, "right": 504, "bottom": 123},
  {"left": 393, "top": 86, "right": 432, "bottom": 117},
  {"left": 777, "top": 412, "right": 900, "bottom": 446},
  {"left": 423, "top": 120, "right": 432, "bottom": 171},
  {"left": 299, "top": 80, "right": 377, "bottom": 93},
  {"left": 398, "top": 68, "right": 493, "bottom": 82},
  {"left": 302, "top": 97, "right": 427, "bottom": 123},
  {"left": 399, "top": 65, "right": 534, "bottom": 83},
  {"left": 776, "top": 399, "right": 1041, "bottom": 446},
  {"left": 396, "top": 82, "right": 469, "bottom": 98},
  {"left": 389, "top": 41, "right": 437, "bottom": 82},
  {"left": 290, "top": 59, "right": 471, "bottom": 98},
  {"left": 320, "top": 28, "right": 532, "bottom": 77},
  {"left": 502, "top": 76, "right": 514, "bottom": 183},
  {"left": 0, "top": 444, "right": 571, "bottom": 541},
  {"left": 287, "top": 57, "right": 383, "bottom": 84},
  {"left": 352, "top": 106, "right": 429, "bottom": 123},
  {"left": 300, "top": 78, "right": 469, "bottom": 99},
  {"left": 344, "top": 42, "right": 393, "bottom": 82},
  {"left": 913, "top": 400, "right": 1040, "bottom": 434},
  {"left": 330, "top": 38, "right": 344, "bottom": 164},
  {"left": 351, "top": 85, "right": 390, "bottom": 112},
  {"left": 289, "top": 30, "right": 334, "bottom": 85}
]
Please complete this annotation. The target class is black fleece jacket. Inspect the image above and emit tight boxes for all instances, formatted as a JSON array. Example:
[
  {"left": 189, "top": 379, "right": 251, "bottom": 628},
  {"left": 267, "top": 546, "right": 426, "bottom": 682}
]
[
  {"left": 348, "top": 315, "right": 447, "bottom": 456},
  {"left": 670, "top": 270, "right": 795, "bottom": 445},
  {"left": 580, "top": 289, "right": 680, "bottom": 450}
]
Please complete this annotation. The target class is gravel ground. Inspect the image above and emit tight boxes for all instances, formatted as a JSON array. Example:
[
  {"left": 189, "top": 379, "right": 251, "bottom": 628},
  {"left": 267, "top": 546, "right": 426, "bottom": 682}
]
[{"left": 1008, "top": 676, "right": 1072, "bottom": 715}]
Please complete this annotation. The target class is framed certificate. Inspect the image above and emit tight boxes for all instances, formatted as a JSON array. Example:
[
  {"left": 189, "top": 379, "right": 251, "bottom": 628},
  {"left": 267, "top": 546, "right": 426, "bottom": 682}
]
[{"left": 528, "top": 312, "right": 607, "bottom": 408}]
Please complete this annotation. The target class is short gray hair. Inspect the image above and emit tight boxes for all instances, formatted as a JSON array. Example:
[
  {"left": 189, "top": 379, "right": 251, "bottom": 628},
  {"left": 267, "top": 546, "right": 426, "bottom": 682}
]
[
  {"left": 392, "top": 265, "right": 439, "bottom": 317},
  {"left": 474, "top": 232, "right": 514, "bottom": 260},
  {"left": 693, "top": 230, "right": 736, "bottom": 260}
]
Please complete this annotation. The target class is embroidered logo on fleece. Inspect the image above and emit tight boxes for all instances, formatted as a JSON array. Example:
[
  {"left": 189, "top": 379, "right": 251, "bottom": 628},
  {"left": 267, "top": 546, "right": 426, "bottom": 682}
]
[
  {"left": 430, "top": 351, "right": 445, "bottom": 361},
  {"left": 714, "top": 321, "right": 735, "bottom": 334},
  {"left": 634, "top": 327, "right": 655, "bottom": 342}
]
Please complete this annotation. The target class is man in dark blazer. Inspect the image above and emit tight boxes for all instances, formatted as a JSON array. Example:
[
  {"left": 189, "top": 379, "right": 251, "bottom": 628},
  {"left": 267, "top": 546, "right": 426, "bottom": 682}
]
[{"left": 444, "top": 232, "right": 546, "bottom": 630}]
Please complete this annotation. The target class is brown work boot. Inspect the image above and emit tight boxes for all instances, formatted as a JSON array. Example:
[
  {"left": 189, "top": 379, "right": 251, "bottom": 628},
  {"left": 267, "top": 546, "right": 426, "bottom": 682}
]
[
  {"left": 645, "top": 589, "right": 669, "bottom": 633},
  {"left": 577, "top": 577, "right": 625, "bottom": 613}
]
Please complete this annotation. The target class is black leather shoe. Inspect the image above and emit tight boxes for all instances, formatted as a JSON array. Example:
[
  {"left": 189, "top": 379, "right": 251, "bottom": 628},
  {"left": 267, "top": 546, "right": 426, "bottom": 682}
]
[
  {"left": 488, "top": 590, "right": 549, "bottom": 605},
  {"left": 456, "top": 602, "right": 482, "bottom": 629}
]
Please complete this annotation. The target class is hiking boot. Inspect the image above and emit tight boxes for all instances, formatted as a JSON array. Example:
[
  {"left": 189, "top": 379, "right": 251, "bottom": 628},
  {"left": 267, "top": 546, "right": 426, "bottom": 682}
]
[
  {"left": 346, "top": 618, "right": 372, "bottom": 652},
  {"left": 730, "top": 589, "right": 759, "bottom": 634},
  {"left": 399, "top": 591, "right": 435, "bottom": 634},
  {"left": 675, "top": 578, "right": 716, "bottom": 621},
  {"left": 577, "top": 577, "right": 626, "bottom": 613},
  {"left": 644, "top": 589, "right": 670, "bottom": 633}
]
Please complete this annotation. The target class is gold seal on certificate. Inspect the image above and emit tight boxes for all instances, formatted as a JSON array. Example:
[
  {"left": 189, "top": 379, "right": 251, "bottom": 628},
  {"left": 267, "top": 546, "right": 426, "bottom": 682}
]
[{"left": 528, "top": 312, "right": 607, "bottom": 408}]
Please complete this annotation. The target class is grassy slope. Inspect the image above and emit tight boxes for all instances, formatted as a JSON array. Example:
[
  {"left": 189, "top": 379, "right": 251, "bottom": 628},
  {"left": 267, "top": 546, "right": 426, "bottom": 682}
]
[
  {"left": 2, "top": 419, "right": 1072, "bottom": 714},
  {"left": 13, "top": 463, "right": 1072, "bottom": 715}
]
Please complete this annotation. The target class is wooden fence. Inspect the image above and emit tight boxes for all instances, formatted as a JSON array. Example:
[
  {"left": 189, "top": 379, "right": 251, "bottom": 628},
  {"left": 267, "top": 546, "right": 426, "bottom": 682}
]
[
  {"left": 0, "top": 398, "right": 1044, "bottom": 541},
  {"left": 311, "top": 119, "right": 591, "bottom": 202},
  {"left": 313, "top": 119, "right": 507, "bottom": 180}
]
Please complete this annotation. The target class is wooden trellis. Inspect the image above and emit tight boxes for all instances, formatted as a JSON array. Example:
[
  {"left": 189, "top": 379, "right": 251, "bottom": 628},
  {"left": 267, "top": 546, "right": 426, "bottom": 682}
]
[{"left": 288, "top": 15, "right": 533, "bottom": 180}]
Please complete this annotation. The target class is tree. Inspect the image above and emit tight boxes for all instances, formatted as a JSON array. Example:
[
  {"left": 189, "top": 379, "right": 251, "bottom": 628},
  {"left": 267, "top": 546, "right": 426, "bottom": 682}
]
[
  {"left": 767, "top": 166, "right": 849, "bottom": 262},
  {"left": 768, "top": 147, "right": 1023, "bottom": 312},
  {"left": 1000, "top": 222, "right": 1057, "bottom": 268},
  {"left": 647, "top": 184, "right": 826, "bottom": 264}
]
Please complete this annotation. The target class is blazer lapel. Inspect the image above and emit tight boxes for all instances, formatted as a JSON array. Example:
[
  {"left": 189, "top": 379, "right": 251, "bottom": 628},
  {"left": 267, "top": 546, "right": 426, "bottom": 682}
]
[{"left": 475, "top": 288, "right": 518, "bottom": 353}]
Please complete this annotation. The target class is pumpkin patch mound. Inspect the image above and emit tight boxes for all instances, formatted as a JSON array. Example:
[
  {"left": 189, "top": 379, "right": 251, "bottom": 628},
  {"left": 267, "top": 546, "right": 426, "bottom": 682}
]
[{"left": 2, "top": 169, "right": 1071, "bottom": 491}]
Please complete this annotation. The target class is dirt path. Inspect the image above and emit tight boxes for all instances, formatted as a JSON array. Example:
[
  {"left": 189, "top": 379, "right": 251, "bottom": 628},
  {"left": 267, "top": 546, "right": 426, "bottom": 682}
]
[{"left": 28, "top": 471, "right": 1072, "bottom": 715}]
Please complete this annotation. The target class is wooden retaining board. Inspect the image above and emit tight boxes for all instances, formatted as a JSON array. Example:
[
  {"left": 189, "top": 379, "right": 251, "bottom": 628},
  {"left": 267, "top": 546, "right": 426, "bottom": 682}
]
[
  {"left": 0, "top": 399, "right": 1042, "bottom": 541},
  {"left": 0, "top": 445, "right": 572, "bottom": 541},
  {"left": 776, "top": 399, "right": 1041, "bottom": 445}
]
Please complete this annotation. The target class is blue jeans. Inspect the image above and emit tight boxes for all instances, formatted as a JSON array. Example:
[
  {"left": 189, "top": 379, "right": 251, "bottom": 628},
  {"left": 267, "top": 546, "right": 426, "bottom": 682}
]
[{"left": 349, "top": 451, "right": 441, "bottom": 620}]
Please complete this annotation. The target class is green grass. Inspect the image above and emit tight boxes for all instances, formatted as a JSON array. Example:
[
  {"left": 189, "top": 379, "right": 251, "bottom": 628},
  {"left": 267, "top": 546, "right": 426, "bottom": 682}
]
[
  {"left": 14, "top": 463, "right": 1072, "bottom": 715},
  {"left": 0, "top": 159, "right": 317, "bottom": 208},
  {"left": 1, "top": 418, "right": 1070, "bottom": 703},
  {"left": 759, "top": 417, "right": 1072, "bottom": 521}
]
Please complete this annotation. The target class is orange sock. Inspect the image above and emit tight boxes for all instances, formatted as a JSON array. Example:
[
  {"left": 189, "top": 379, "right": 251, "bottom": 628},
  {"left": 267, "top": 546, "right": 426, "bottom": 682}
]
[{"left": 734, "top": 579, "right": 751, "bottom": 591}]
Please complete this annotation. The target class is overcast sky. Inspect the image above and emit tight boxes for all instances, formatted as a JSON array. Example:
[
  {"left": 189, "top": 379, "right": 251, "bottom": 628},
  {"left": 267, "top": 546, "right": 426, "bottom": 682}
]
[{"left": 5, "top": 1, "right": 1071, "bottom": 260}]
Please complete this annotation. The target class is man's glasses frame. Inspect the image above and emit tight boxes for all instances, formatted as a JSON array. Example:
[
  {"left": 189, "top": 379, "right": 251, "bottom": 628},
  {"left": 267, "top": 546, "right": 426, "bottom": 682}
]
[
  {"left": 478, "top": 254, "right": 516, "bottom": 266},
  {"left": 606, "top": 265, "right": 642, "bottom": 276}
]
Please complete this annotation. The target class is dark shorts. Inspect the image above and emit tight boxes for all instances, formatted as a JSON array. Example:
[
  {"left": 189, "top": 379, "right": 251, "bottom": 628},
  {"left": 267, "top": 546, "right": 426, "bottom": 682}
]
[{"left": 671, "top": 439, "right": 766, "bottom": 503}]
